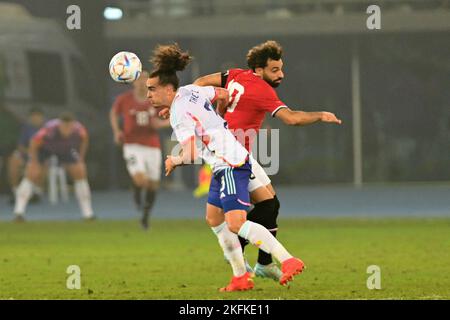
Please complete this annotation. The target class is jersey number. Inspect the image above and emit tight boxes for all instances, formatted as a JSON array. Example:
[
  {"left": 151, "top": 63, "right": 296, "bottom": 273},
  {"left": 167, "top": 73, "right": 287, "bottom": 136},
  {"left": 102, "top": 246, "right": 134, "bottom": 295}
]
[
  {"left": 227, "top": 80, "right": 244, "bottom": 113},
  {"left": 136, "top": 111, "right": 149, "bottom": 126}
]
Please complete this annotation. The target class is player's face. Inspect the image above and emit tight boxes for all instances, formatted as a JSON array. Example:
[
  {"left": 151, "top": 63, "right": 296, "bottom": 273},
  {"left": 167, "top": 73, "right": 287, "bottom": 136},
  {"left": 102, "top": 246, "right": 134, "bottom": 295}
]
[
  {"left": 58, "top": 121, "right": 75, "bottom": 137},
  {"left": 260, "top": 58, "right": 284, "bottom": 88},
  {"left": 30, "top": 113, "right": 44, "bottom": 128},
  {"left": 146, "top": 76, "right": 173, "bottom": 110}
]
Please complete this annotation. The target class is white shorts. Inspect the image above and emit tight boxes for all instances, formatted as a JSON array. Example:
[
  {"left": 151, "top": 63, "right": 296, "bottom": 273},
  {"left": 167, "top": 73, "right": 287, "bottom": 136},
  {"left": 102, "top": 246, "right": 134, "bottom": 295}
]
[
  {"left": 248, "top": 155, "right": 271, "bottom": 192},
  {"left": 123, "top": 144, "right": 162, "bottom": 181}
]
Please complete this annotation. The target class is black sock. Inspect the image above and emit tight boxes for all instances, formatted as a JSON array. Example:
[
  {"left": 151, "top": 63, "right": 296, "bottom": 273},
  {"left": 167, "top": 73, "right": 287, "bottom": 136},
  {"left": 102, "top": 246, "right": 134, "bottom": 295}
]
[
  {"left": 143, "top": 190, "right": 156, "bottom": 217},
  {"left": 133, "top": 184, "right": 142, "bottom": 208},
  {"left": 238, "top": 236, "right": 249, "bottom": 253}
]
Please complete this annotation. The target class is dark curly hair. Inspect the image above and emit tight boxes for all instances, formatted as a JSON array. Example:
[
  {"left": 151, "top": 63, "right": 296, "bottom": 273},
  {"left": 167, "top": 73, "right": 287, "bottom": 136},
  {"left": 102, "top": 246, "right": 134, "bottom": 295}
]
[
  {"left": 246, "top": 40, "right": 283, "bottom": 71},
  {"left": 149, "top": 43, "right": 192, "bottom": 89}
]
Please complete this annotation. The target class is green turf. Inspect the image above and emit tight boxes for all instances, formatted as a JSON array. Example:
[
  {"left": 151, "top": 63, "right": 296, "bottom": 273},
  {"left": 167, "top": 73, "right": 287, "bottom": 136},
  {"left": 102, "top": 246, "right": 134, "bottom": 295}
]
[{"left": 0, "top": 218, "right": 449, "bottom": 300}]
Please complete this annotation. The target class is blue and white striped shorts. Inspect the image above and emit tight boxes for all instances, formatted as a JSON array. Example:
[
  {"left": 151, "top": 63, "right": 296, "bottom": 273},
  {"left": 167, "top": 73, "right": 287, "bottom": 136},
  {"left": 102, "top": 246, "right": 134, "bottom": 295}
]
[{"left": 207, "top": 162, "right": 252, "bottom": 213}]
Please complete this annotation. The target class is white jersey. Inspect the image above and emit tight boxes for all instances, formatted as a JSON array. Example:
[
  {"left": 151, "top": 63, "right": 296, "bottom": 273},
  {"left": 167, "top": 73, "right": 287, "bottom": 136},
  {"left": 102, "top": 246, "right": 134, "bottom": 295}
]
[{"left": 170, "top": 85, "right": 249, "bottom": 172}]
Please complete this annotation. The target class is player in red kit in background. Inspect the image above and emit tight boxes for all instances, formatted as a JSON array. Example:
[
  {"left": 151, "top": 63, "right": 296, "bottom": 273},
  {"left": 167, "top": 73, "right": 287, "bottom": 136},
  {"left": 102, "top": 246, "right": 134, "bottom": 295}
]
[
  {"left": 110, "top": 70, "right": 169, "bottom": 230},
  {"left": 194, "top": 40, "right": 341, "bottom": 281}
]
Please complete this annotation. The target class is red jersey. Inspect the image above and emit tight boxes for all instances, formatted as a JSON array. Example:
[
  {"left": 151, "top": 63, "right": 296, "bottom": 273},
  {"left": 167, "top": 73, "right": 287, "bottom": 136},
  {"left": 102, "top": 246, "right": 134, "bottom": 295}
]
[
  {"left": 112, "top": 90, "right": 161, "bottom": 148},
  {"left": 222, "top": 69, "right": 287, "bottom": 151}
]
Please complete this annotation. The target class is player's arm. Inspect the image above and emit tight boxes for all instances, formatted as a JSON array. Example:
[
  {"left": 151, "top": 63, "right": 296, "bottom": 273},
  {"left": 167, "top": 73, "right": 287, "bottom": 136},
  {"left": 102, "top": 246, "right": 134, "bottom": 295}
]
[
  {"left": 165, "top": 136, "right": 198, "bottom": 176},
  {"left": 109, "top": 101, "right": 123, "bottom": 145},
  {"left": 79, "top": 129, "right": 89, "bottom": 161},
  {"left": 212, "top": 87, "right": 230, "bottom": 117},
  {"left": 274, "top": 107, "right": 342, "bottom": 126},
  {"left": 193, "top": 72, "right": 222, "bottom": 87}
]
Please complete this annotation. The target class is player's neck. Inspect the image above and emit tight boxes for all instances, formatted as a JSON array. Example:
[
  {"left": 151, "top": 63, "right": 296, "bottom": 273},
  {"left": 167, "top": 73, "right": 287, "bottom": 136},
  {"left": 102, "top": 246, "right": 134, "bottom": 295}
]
[{"left": 133, "top": 90, "right": 147, "bottom": 102}]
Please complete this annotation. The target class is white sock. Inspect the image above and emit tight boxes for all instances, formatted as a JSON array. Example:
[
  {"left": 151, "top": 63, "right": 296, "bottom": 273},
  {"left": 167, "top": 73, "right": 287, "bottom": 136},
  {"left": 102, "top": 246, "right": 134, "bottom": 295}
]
[
  {"left": 238, "top": 220, "right": 293, "bottom": 263},
  {"left": 74, "top": 179, "right": 93, "bottom": 218},
  {"left": 14, "top": 178, "right": 34, "bottom": 215},
  {"left": 212, "top": 222, "right": 247, "bottom": 277}
]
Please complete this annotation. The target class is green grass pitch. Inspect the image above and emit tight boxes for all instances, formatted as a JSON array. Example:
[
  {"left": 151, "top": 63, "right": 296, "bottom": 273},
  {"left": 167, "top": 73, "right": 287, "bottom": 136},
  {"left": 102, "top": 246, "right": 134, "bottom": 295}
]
[{"left": 0, "top": 218, "right": 449, "bottom": 299}]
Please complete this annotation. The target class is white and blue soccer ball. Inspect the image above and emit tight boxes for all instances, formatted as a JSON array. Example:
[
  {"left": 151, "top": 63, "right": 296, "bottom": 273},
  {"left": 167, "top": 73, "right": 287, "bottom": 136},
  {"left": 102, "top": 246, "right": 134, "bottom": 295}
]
[{"left": 109, "top": 51, "right": 142, "bottom": 83}]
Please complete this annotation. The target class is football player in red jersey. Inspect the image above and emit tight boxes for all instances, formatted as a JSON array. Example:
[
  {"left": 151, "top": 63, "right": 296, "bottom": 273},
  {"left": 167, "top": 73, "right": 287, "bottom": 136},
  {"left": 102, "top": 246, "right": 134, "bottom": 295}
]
[
  {"left": 194, "top": 40, "right": 341, "bottom": 280},
  {"left": 110, "top": 71, "right": 169, "bottom": 230}
]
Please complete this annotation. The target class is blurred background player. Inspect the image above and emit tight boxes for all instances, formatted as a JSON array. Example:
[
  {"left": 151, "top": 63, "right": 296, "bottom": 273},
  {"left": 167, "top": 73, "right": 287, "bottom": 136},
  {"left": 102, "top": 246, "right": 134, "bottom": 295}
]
[
  {"left": 13, "top": 112, "right": 94, "bottom": 222},
  {"left": 194, "top": 40, "right": 341, "bottom": 280},
  {"left": 110, "top": 70, "right": 169, "bottom": 230},
  {"left": 193, "top": 164, "right": 212, "bottom": 198},
  {"left": 7, "top": 108, "right": 45, "bottom": 204}
]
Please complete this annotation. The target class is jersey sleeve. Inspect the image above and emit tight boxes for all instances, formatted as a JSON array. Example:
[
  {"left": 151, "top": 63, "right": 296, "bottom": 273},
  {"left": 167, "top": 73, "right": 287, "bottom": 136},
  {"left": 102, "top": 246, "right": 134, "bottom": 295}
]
[
  {"left": 260, "top": 86, "right": 288, "bottom": 117},
  {"left": 221, "top": 68, "right": 243, "bottom": 88},
  {"left": 171, "top": 105, "right": 196, "bottom": 145}
]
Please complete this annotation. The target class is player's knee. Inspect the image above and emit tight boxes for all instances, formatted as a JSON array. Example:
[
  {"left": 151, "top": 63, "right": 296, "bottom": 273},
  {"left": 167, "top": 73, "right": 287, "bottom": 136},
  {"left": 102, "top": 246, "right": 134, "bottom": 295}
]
[
  {"left": 132, "top": 174, "right": 147, "bottom": 188},
  {"left": 247, "top": 198, "right": 278, "bottom": 229},
  {"left": 226, "top": 220, "right": 242, "bottom": 234}
]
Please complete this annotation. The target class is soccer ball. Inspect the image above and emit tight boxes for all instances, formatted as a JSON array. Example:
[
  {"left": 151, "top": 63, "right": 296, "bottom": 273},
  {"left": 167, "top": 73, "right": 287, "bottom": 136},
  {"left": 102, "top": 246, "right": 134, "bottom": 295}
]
[{"left": 109, "top": 51, "right": 142, "bottom": 83}]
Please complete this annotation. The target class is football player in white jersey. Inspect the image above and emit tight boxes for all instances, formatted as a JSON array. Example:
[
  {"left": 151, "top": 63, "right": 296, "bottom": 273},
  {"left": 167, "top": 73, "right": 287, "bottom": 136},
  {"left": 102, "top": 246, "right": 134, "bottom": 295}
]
[{"left": 146, "top": 43, "right": 305, "bottom": 292}]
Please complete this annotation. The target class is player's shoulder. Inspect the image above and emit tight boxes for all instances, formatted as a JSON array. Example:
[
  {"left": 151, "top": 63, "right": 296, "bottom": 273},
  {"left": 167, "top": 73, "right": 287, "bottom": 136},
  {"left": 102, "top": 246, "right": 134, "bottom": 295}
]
[
  {"left": 44, "top": 119, "right": 60, "bottom": 128},
  {"left": 177, "top": 84, "right": 212, "bottom": 104}
]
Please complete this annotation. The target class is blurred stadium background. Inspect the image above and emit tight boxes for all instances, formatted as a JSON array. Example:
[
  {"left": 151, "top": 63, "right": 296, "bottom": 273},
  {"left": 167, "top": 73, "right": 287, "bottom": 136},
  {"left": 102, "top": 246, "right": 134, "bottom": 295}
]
[{"left": 0, "top": 0, "right": 449, "bottom": 220}]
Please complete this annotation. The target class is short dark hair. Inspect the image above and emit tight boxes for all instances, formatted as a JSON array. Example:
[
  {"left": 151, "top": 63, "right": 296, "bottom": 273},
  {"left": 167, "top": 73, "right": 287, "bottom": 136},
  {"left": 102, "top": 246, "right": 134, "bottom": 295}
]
[
  {"left": 149, "top": 43, "right": 192, "bottom": 89},
  {"left": 246, "top": 40, "right": 283, "bottom": 71},
  {"left": 58, "top": 111, "right": 76, "bottom": 122},
  {"left": 29, "top": 107, "right": 43, "bottom": 115}
]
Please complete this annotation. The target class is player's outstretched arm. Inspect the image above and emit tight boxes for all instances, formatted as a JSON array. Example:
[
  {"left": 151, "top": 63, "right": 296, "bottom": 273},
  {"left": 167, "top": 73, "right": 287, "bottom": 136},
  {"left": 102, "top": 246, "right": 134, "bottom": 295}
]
[
  {"left": 165, "top": 136, "right": 198, "bottom": 176},
  {"left": 193, "top": 72, "right": 222, "bottom": 87},
  {"left": 275, "top": 107, "right": 342, "bottom": 126}
]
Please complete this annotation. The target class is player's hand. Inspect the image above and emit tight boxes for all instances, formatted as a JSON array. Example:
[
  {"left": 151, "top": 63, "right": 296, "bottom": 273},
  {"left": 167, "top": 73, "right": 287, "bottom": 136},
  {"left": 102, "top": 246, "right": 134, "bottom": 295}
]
[
  {"left": 321, "top": 112, "right": 342, "bottom": 124},
  {"left": 114, "top": 131, "right": 124, "bottom": 145},
  {"left": 165, "top": 155, "right": 177, "bottom": 176},
  {"left": 159, "top": 108, "right": 170, "bottom": 120}
]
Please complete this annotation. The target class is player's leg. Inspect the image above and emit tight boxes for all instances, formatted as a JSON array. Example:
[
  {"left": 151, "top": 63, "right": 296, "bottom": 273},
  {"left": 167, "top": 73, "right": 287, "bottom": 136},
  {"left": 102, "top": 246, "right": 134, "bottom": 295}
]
[
  {"left": 223, "top": 164, "right": 304, "bottom": 286},
  {"left": 66, "top": 160, "right": 94, "bottom": 220},
  {"left": 123, "top": 144, "right": 145, "bottom": 210},
  {"left": 140, "top": 146, "right": 162, "bottom": 230},
  {"left": 205, "top": 175, "right": 253, "bottom": 292},
  {"left": 7, "top": 151, "right": 25, "bottom": 202},
  {"left": 13, "top": 159, "right": 43, "bottom": 221},
  {"left": 246, "top": 159, "right": 283, "bottom": 279}
]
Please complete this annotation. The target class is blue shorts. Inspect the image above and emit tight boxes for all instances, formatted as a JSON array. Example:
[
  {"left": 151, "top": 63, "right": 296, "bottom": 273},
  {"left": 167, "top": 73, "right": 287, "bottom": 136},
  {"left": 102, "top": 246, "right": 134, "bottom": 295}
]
[
  {"left": 38, "top": 148, "right": 81, "bottom": 165},
  {"left": 207, "top": 162, "right": 252, "bottom": 213}
]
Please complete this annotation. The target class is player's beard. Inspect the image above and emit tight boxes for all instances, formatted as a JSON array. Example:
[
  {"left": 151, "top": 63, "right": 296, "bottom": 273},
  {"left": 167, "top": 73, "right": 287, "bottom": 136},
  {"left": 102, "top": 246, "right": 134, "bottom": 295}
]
[{"left": 263, "top": 74, "right": 282, "bottom": 88}]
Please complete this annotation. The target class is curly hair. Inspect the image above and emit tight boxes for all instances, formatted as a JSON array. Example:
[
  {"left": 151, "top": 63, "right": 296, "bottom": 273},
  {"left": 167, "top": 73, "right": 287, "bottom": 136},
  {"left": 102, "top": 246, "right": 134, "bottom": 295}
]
[
  {"left": 246, "top": 40, "right": 283, "bottom": 70},
  {"left": 149, "top": 43, "right": 192, "bottom": 89}
]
